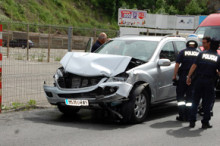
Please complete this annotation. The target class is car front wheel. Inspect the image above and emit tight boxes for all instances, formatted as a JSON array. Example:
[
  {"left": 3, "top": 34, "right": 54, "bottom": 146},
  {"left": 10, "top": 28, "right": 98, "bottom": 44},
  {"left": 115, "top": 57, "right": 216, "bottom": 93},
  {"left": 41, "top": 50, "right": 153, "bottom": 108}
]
[{"left": 120, "top": 89, "right": 150, "bottom": 124}]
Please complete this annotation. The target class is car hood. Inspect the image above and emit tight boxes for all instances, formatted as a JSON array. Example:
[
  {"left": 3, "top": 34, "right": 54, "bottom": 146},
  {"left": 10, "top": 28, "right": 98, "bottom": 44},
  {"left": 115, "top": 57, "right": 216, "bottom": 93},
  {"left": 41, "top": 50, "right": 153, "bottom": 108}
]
[{"left": 60, "top": 52, "right": 132, "bottom": 77}]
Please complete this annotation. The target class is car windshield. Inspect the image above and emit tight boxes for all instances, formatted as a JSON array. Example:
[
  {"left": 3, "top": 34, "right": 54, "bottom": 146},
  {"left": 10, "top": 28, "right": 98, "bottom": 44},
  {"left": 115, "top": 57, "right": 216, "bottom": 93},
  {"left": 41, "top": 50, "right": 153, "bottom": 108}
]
[
  {"left": 195, "top": 26, "right": 220, "bottom": 46},
  {"left": 95, "top": 40, "right": 158, "bottom": 62}
]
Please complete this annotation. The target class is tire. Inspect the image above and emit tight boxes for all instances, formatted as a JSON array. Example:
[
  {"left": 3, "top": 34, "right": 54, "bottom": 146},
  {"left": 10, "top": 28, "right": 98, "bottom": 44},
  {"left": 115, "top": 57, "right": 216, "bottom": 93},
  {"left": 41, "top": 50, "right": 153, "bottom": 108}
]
[
  {"left": 57, "top": 104, "right": 80, "bottom": 115},
  {"left": 120, "top": 89, "right": 150, "bottom": 124}
]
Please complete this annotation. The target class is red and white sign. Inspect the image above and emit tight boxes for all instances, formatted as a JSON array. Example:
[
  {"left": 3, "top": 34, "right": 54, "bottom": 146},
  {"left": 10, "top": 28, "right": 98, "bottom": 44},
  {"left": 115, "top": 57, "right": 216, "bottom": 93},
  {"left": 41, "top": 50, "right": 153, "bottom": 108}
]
[
  {"left": 121, "top": 10, "right": 132, "bottom": 18},
  {"left": 118, "top": 9, "right": 147, "bottom": 27},
  {"left": 138, "top": 12, "right": 145, "bottom": 19}
]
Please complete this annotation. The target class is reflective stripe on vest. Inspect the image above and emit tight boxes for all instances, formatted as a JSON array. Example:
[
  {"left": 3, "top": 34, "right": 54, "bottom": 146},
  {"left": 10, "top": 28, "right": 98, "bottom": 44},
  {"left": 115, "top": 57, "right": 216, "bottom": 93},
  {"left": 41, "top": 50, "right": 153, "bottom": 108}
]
[
  {"left": 186, "top": 103, "right": 192, "bottom": 107},
  {"left": 177, "top": 101, "right": 186, "bottom": 106}
]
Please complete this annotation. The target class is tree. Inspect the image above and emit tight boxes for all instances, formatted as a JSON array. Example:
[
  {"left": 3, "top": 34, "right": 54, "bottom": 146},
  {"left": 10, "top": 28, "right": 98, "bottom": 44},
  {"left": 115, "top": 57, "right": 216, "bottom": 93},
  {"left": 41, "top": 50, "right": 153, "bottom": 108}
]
[
  {"left": 185, "top": 0, "right": 203, "bottom": 14},
  {"left": 168, "top": 5, "right": 179, "bottom": 14},
  {"left": 155, "top": 0, "right": 168, "bottom": 14}
]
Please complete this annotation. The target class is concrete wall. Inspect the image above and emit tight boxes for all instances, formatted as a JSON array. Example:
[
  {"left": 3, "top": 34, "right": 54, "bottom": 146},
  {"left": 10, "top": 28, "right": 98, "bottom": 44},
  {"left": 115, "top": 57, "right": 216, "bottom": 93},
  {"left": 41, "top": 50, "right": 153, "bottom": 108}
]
[{"left": 2, "top": 31, "right": 91, "bottom": 50}]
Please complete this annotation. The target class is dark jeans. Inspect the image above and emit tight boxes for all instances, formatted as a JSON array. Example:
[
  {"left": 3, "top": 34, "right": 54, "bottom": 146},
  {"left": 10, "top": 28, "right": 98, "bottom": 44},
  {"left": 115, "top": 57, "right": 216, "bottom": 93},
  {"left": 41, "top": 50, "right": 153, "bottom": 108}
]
[{"left": 190, "top": 77, "right": 215, "bottom": 123}]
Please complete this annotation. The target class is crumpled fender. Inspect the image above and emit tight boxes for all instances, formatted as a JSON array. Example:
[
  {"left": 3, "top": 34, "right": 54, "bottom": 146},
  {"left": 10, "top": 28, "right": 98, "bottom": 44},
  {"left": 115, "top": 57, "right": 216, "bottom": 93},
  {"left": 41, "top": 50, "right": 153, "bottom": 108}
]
[
  {"left": 126, "top": 69, "right": 156, "bottom": 101},
  {"left": 133, "top": 83, "right": 149, "bottom": 96}
]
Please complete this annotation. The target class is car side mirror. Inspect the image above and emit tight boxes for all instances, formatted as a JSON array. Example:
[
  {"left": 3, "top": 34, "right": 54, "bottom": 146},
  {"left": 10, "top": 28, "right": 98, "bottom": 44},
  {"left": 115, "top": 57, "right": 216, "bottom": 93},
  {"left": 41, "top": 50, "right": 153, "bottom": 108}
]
[{"left": 158, "top": 59, "right": 171, "bottom": 66}]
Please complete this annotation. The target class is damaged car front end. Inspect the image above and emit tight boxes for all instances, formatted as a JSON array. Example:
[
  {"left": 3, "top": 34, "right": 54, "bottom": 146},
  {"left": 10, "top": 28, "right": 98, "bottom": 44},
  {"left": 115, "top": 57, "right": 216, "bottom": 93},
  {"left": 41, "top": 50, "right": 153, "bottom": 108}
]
[
  {"left": 44, "top": 36, "right": 182, "bottom": 123},
  {"left": 44, "top": 52, "right": 142, "bottom": 120}
]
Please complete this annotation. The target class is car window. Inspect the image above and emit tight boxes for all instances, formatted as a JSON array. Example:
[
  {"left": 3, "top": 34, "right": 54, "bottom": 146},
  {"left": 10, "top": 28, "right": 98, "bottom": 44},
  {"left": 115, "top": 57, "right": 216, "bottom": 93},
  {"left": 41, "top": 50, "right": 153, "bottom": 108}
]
[
  {"left": 159, "top": 42, "right": 175, "bottom": 62},
  {"left": 195, "top": 26, "right": 220, "bottom": 46},
  {"left": 174, "top": 41, "right": 186, "bottom": 53},
  {"left": 96, "top": 40, "right": 158, "bottom": 62}
]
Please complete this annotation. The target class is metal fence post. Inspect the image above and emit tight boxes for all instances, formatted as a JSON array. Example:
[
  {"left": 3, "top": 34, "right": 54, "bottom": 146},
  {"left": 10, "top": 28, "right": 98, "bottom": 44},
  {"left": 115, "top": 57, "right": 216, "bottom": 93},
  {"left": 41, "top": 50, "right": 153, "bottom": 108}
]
[
  {"left": 48, "top": 26, "right": 51, "bottom": 62},
  {"left": 93, "top": 28, "right": 97, "bottom": 44},
  {"left": 68, "top": 27, "right": 73, "bottom": 52},
  {"left": 0, "top": 24, "right": 2, "bottom": 113},
  {"left": 7, "top": 22, "right": 10, "bottom": 58},
  {"left": 176, "top": 30, "right": 179, "bottom": 35},
  {"left": 27, "top": 24, "right": 29, "bottom": 61}
]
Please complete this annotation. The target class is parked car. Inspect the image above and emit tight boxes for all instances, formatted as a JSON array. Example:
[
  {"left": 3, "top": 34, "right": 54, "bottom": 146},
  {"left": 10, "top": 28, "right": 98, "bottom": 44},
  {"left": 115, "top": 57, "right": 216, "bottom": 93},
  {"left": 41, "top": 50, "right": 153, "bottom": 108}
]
[
  {"left": 43, "top": 36, "right": 186, "bottom": 123},
  {"left": 4, "top": 39, "right": 34, "bottom": 49}
]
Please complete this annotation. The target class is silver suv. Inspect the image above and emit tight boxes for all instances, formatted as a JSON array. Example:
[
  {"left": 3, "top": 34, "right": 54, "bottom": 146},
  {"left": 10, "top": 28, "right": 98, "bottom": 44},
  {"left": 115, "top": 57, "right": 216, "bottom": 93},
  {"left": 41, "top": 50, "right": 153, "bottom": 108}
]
[{"left": 43, "top": 36, "right": 186, "bottom": 123}]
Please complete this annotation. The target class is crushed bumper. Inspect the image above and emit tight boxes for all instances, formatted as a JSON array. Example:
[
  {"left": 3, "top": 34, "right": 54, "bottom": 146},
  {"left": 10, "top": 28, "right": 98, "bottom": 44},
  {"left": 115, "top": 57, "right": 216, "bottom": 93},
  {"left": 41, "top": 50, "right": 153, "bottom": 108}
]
[{"left": 43, "top": 82, "right": 133, "bottom": 105}]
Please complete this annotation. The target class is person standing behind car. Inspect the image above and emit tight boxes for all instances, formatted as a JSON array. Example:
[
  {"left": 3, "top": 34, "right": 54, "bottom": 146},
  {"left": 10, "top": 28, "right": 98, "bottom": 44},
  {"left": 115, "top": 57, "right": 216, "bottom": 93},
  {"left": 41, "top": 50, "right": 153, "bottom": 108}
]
[
  {"left": 202, "top": 36, "right": 211, "bottom": 51},
  {"left": 187, "top": 38, "right": 220, "bottom": 129},
  {"left": 173, "top": 35, "right": 199, "bottom": 121},
  {"left": 91, "top": 32, "right": 107, "bottom": 52}
]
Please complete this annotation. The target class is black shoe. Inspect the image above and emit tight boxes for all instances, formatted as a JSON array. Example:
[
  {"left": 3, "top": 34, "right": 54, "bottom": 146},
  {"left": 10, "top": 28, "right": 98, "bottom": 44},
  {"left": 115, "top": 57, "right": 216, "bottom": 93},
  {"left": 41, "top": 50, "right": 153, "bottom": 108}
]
[
  {"left": 176, "top": 116, "right": 186, "bottom": 121},
  {"left": 189, "top": 122, "right": 195, "bottom": 128},
  {"left": 202, "top": 123, "right": 212, "bottom": 129}
]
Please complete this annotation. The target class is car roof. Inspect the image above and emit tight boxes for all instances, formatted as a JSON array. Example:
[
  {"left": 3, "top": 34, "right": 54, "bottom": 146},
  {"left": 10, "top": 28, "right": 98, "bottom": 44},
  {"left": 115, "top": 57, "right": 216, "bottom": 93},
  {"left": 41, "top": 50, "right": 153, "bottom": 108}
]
[
  {"left": 199, "top": 13, "right": 220, "bottom": 27},
  {"left": 113, "top": 36, "right": 185, "bottom": 41}
]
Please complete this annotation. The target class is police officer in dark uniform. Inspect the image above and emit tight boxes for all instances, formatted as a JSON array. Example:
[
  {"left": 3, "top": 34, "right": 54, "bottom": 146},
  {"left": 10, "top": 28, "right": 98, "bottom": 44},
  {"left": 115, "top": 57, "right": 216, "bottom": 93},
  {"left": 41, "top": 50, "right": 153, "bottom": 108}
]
[
  {"left": 187, "top": 38, "right": 220, "bottom": 129},
  {"left": 173, "top": 35, "right": 199, "bottom": 121}
]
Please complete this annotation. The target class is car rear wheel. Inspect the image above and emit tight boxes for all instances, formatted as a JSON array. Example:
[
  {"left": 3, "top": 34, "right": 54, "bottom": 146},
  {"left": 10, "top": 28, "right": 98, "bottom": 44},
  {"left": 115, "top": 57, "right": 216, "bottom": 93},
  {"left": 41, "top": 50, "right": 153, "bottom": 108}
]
[
  {"left": 57, "top": 104, "right": 80, "bottom": 115},
  {"left": 120, "top": 89, "right": 150, "bottom": 124}
]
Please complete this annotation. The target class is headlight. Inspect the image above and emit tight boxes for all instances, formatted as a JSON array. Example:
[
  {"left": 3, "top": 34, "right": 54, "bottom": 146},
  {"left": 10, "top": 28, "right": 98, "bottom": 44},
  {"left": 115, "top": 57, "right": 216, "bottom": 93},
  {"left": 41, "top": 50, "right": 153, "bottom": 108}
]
[
  {"left": 107, "top": 72, "right": 129, "bottom": 82},
  {"left": 54, "top": 69, "right": 63, "bottom": 80}
]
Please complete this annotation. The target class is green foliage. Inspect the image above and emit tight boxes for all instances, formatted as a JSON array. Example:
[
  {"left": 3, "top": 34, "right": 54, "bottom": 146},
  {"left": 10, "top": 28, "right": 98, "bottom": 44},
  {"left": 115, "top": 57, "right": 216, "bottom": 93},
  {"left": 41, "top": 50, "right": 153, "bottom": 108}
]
[
  {"left": 185, "top": 0, "right": 204, "bottom": 15},
  {"left": 168, "top": 5, "right": 179, "bottom": 15},
  {"left": 1, "top": 100, "right": 37, "bottom": 111},
  {"left": 0, "top": 0, "right": 211, "bottom": 31},
  {"left": 12, "top": 102, "right": 25, "bottom": 109},
  {"left": 38, "top": 53, "right": 45, "bottom": 62},
  {"left": 0, "top": 0, "right": 118, "bottom": 29},
  {"left": 28, "top": 100, "right": 36, "bottom": 106}
]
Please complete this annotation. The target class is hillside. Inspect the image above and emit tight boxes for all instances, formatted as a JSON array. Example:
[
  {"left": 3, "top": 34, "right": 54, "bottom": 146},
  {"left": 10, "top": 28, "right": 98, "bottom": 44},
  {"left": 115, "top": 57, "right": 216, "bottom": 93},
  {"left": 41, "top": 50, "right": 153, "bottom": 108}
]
[
  {"left": 0, "top": 0, "right": 217, "bottom": 30},
  {"left": 0, "top": 0, "right": 118, "bottom": 29}
]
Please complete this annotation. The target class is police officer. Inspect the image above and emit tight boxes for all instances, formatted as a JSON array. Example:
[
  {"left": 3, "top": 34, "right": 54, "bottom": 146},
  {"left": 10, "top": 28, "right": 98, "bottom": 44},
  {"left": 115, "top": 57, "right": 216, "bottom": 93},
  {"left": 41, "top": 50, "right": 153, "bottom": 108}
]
[
  {"left": 173, "top": 35, "right": 199, "bottom": 121},
  {"left": 197, "top": 36, "right": 215, "bottom": 116},
  {"left": 186, "top": 38, "right": 220, "bottom": 129}
]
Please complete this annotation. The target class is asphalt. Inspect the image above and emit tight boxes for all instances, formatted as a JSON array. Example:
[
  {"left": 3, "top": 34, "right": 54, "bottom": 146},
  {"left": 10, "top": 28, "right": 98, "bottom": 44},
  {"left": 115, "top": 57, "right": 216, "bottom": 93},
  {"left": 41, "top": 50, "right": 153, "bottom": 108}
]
[{"left": 0, "top": 98, "right": 220, "bottom": 146}]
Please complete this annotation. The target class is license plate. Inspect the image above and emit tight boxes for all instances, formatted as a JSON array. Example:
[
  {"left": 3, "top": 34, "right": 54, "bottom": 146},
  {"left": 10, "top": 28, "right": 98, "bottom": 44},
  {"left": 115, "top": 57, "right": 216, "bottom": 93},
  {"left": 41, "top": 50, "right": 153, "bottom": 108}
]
[{"left": 65, "top": 99, "right": 89, "bottom": 106}]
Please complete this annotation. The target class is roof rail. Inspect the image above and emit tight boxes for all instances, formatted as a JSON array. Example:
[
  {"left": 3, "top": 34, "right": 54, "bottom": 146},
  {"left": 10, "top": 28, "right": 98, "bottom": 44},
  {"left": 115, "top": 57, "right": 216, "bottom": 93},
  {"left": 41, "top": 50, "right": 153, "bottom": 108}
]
[
  {"left": 120, "top": 34, "right": 140, "bottom": 37},
  {"left": 164, "top": 34, "right": 181, "bottom": 37},
  {"left": 165, "top": 33, "right": 191, "bottom": 38}
]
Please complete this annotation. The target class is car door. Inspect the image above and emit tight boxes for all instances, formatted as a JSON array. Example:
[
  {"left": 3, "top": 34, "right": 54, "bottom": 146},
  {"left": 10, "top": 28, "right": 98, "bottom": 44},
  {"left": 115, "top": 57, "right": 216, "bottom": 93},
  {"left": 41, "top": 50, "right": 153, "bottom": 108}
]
[
  {"left": 157, "top": 41, "right": 176, "bottom": 101},
  {"left": 85, "top": 37, "right": 94, "bottom": 52}
]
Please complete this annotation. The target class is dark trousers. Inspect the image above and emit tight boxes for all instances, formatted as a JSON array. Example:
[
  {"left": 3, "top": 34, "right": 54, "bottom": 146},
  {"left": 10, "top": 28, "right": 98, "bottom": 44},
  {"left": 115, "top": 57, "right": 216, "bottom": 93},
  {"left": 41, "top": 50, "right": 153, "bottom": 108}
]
[
  {"left": 190, "top": 77, "right": 215, "bottom": 123},
  {"left": 176, "top": 74, "right": 193, "bottom": 119}
]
